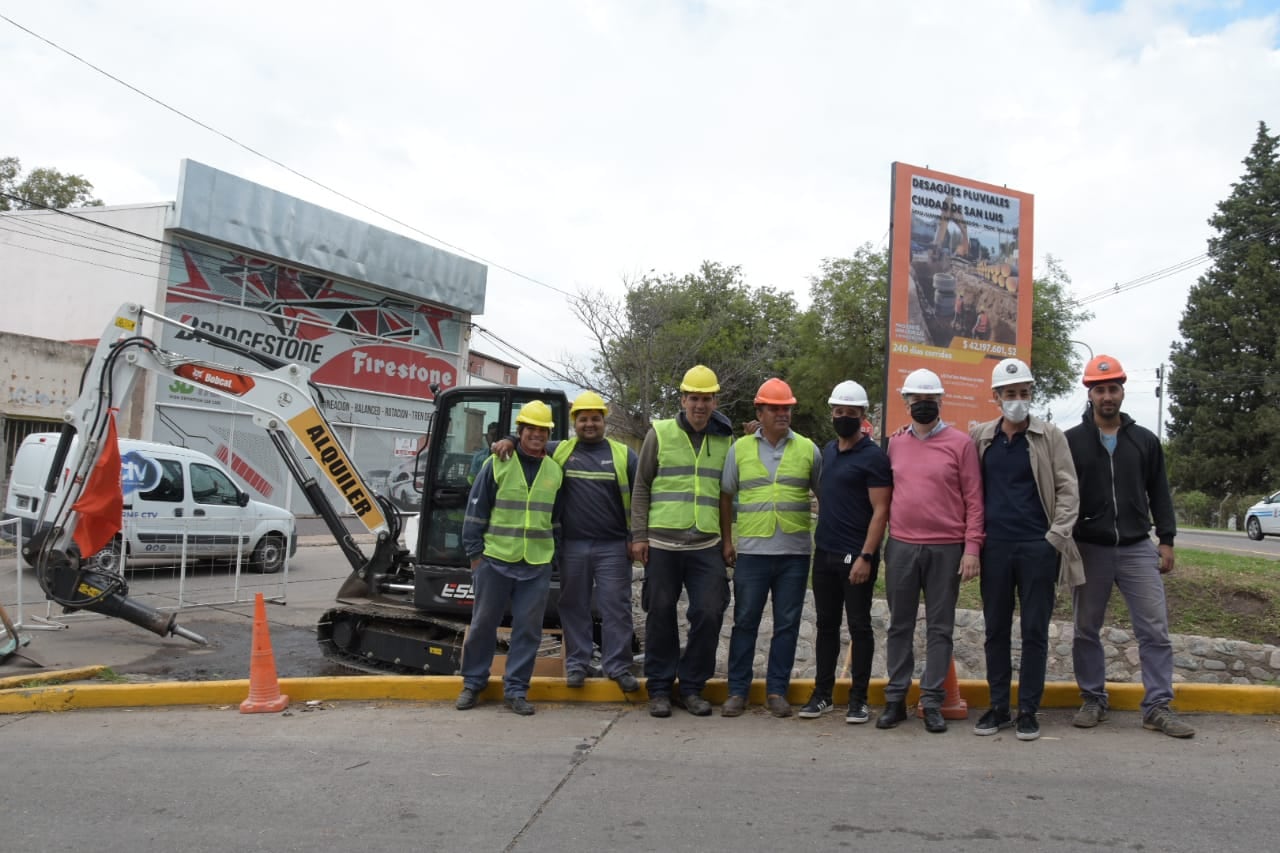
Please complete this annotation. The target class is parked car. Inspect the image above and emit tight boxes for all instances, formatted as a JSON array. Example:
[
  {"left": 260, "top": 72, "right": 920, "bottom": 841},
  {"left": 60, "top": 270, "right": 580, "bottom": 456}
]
[
  {"left": 3, "top": 433, "right": 296, "bottom": 572},
  {"left": 1244, "top": 491, "right": 1280, "bottom": 540}
]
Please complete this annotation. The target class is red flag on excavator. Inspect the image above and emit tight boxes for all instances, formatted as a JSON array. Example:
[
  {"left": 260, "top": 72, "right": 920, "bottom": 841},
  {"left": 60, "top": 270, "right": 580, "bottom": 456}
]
[{"left": 70, "top": 411, "right": 123, "bottom": 558}]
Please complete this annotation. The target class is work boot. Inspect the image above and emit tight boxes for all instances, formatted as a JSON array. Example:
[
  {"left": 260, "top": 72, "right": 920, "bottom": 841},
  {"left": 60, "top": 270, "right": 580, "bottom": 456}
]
[
  {"left": 875, "top": 699, "right": 909, "bottom": 729},
  {"left": 922, "top": 706, "right": 947, "bottom": 733},
  {"left": 612, "top": 671, "right": 640, "bottom": 693},
  {"left": 673, "top": 692, "right": 713, "bottom": 716},
  {"left": 1143, "top": 705, "right": 1195, "bottom": 739},
  {"left": 721, "top": 695, "right": 747, "bottom": 717},
  {"left": 648, "top": 694, "right": 672, "bottom": 718},
  {"left": 765, "top": 694, "right": 793, "bottom": 718},
  {"left": 504, "top": 696, "right": 535, "bottom": 716},
  {"left": 565, "top": 669, "right": 587, "bottom": 688},
  {"left": 1073, "top": 699, "right": 1109, "bottom": 728},
  {"left": 455, "top": 687, "right": 480, "bottom": 711}
]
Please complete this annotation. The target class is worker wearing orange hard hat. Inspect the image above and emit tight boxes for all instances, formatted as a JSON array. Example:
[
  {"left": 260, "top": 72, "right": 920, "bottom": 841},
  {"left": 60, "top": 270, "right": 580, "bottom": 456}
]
[
  {"left": 1065, "top": 355, "right": 1193, "bottom": 738},
  {"left": 718, "top": 377, "right": 821, "bottom": 719},
  {"left": 630, "top": 364, "right": 735, "bottom": 719}
]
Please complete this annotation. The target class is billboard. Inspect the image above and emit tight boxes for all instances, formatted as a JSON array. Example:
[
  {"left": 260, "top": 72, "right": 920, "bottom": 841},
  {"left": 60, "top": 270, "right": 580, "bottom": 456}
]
[{"left": 886, "top": 163, "right": 1034, "bottom": 432}]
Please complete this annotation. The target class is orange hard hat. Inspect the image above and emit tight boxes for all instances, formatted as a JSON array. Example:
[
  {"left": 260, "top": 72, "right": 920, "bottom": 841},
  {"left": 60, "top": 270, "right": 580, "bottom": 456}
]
[
  {"left": 1083, "top": 354, "right": 1127, "bottom": 387},
  {"left": 754, "top": 377, "right": 797, "bottom": 406}
]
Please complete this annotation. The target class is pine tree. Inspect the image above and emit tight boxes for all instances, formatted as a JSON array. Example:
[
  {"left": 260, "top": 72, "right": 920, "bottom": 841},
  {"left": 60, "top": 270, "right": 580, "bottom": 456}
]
[{"left": 1167, "top": 122, "right": 1280, "bottom": 495}]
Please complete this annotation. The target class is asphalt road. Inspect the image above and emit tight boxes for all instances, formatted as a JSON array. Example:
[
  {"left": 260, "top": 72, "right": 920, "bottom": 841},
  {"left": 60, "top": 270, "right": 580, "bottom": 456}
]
[
  {"left": 2, "top": 702, "right": 1278, "bottom": 853},
  {"left": 1176, "top": 527, "right": 1280, "bottom": 559}
]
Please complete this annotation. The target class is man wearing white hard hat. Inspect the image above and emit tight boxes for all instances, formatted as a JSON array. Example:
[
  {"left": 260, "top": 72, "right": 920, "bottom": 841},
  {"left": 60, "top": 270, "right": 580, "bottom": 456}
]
[
  {"left": 970, "top": 358, "right": 1082, "bottom": 742},
  {"left": 877, "top": 368, "right": 984, "bottom": 734}
]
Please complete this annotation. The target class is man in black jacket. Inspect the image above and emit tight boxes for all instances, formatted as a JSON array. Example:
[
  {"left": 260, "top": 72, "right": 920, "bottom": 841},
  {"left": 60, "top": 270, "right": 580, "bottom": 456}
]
[{"left": 1065, "top": 355, "right": 1194, "bottom": 738}]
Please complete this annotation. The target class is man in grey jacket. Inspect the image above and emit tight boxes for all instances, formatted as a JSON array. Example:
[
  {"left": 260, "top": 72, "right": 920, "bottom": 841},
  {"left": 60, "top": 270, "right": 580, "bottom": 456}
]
[{"left": 970, "top": 358, "right": 1082, "bottom": 742}]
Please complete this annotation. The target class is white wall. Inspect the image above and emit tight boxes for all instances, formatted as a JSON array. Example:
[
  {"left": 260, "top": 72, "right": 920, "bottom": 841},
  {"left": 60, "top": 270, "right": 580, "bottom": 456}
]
[{"left": 0, "top": 203, "right": 171, "bottom": 340}]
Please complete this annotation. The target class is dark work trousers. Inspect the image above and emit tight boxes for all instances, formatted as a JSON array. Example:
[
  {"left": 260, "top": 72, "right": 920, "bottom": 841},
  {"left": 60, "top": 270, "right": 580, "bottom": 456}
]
[
  {"left": 980, "top": 537, "right": 1058, "bottom": 714},
  {"left": 642, "top": 544, "right": 729, "bottom": 698},
  {"left": 811, "top": 548, "right": 879, "bottom": 704},
  {"left": 883, "top": 538, "right": 963, "bottom": 709}
]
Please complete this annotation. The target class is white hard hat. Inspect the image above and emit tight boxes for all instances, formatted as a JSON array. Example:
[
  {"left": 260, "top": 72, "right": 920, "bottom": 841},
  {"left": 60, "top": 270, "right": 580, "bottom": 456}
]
[
  {"left": 991, "top": 358, "right": 1035, "bottom": 389},
  {"left": 901, "top": 368, "right": 944, "bottom": 396},
  {"left": 828, "top": 380, "right": 870, "bottom": 407}
]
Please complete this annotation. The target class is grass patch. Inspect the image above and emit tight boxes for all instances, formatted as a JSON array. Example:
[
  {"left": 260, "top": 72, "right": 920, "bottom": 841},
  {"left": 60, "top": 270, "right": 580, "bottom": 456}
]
[{"left": 865, "top": 547, "right": 1280, "bottom": 646}]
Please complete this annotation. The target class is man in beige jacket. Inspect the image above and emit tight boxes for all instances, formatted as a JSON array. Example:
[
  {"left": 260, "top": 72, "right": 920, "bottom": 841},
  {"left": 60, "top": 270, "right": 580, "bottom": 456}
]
[{"left": 970, "top": 358, "right": 1082, "bottom": 742}]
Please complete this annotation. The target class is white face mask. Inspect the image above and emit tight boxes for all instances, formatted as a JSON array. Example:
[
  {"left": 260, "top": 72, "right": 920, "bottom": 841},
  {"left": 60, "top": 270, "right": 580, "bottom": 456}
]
[{"left": 1001, "top": 399, "right": 1031, "bottom": 423}]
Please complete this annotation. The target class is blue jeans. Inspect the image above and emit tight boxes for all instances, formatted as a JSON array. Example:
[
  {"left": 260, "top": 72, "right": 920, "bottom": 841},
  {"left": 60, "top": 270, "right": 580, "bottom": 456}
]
[
  {"left": 642, "top": 545, "right": 728, "bottom": 697},
  {"left": 981, "top": 537, "right": 1058, "bottom": 713},
  {"left": 727, "top": 553, "right": 810, "bottom": 696},
  {"left": 460, "top": 558, "right": 551, "bottom": 699},
  {"left": 560, "top": 538, "right": 634, "bottom": 678},
  {"left": 1072, "top": 539, "right": 1174, "bottom": 714}
]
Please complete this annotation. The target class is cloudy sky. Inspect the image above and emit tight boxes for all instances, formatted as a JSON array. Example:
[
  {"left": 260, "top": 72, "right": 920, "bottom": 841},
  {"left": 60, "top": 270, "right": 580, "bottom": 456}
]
[{"left": 3, "top": 0, "right": 1278, "bottom": 431}]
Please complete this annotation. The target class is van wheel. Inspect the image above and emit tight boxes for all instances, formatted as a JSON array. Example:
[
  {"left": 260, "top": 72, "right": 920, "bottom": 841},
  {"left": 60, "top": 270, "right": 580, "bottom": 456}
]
[
  {"left": 87, "top": 538, "right": 126, "bottom": 573},
  {"left": 251, "top": 533, "right": 286, "bottom": 574}
]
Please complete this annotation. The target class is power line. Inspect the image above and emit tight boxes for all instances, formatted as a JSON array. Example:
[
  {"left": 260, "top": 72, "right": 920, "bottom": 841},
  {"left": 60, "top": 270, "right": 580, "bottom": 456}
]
[{"left": 0, "top": 11, "right": 577, "bottom": 300}]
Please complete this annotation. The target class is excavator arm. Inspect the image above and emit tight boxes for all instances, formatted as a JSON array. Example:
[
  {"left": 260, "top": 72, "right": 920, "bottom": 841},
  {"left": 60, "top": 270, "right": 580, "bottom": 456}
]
[{"left": 27, "top": 303, "right": 403, "bottom": 643}]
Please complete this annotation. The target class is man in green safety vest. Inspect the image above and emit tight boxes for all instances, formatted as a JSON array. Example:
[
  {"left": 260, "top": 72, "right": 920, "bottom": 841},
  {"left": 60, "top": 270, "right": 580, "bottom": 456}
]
[
  {"left": 718, "top": 378, "right": 822, "bottom": 719},
  {"left": 456, "top": 400, "right": 564, "bottom": 716},
  {"left": 630, "top": 364, "right": 735, "bottom": 718}
]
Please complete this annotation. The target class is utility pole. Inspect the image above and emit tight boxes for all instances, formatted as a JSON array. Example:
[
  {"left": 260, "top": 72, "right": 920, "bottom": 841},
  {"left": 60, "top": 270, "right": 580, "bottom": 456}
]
[{"left": 1155, "top": 364, "right": 1166, "bottom": 440}]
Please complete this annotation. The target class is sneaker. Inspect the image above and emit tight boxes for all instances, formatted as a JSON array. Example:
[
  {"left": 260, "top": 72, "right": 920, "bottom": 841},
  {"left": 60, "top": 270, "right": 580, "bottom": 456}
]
[
  {"left": 973, "top": 706, "right": 1013, "bottom": 736},
  {"left": 648, "top": 694, "right": 672, "bottom": 718},
  {"left": 504, "top": 696, "right": 535, "bottom": 716},
  {"left": 612, "top": 671, "right": 640, "bottom": 693},
  {"left": 455, "top": 687, "right": 480, "bottom": 711},
  {"left": 1073, "top": 699, "right": 1109, "bottom": 728},
  {"left": 798, "top": 695, "right": 834, "bottom": 719},
  {"left": 1015, "top": 712, "right": 1040, "bottom": 741},
  {"left": 565, "top": 670, "right": 587, "bottom": 688},
  {"left": 673, "top": 692, "right": 713, "bottom": 716},
  {"left": 845, "top": 702, "right": 871, "bottom": 725},
  {"left": 765, "top": 694, "right": 793, "bottom": 718},
  {"left": 1143, "top": 705, "right": 1195, "bottom": 739}
]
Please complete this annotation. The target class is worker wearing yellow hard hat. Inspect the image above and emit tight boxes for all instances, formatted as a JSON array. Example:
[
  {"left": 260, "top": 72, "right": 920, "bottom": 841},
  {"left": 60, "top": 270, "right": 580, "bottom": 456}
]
[
  {"left": 458, "top": 399, "right": 564, "bottom": 717},
  {"left": 630, "top": 364, "right": 734, "bottom": 718},
  {"left": 718, "top": 377, "right": 822, "bottom": 720}
]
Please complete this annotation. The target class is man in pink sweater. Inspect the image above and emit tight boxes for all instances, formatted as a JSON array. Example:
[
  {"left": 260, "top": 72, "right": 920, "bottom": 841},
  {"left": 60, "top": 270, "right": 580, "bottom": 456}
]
[{"left": 876, "top": 368, "right": 984, "bottom": 733}]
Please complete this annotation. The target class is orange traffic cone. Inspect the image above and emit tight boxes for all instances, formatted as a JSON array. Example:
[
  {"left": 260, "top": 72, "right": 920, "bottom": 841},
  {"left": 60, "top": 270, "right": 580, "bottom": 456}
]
[
  {"left": 917, "top": 656, "right": 969, "bottom": 720},
  {"left": 240, "top": 592, "right": 289, "bottom": 714}
]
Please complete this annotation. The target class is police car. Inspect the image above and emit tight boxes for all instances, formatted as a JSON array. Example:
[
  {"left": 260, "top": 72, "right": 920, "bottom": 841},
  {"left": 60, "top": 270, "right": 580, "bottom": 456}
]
[{"left": 1244, "top": 491, "right": 1280, "bottom": 540}]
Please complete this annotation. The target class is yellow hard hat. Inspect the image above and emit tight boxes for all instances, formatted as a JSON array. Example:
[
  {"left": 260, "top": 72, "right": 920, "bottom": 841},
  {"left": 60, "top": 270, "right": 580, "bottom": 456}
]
[
  {"left": 570, "top": 390, "right": 609, "bottom": 417},
  {"left": 679, "top": 364, "right": 720, "bottom": 393},
  {"left": 516, "top": 400, "right": 555, "bottom": 429}
]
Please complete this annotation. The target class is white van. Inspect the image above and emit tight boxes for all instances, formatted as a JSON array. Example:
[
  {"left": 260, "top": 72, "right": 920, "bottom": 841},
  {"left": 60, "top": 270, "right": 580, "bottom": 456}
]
[{"left": 3, "top": 434, "right": 297, "bottom": 573}]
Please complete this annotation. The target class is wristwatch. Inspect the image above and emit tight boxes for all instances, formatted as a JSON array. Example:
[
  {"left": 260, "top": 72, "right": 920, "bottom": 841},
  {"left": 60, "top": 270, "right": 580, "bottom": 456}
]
[{"left": 858, "top": 552, "right": 874, "bottom": 562}]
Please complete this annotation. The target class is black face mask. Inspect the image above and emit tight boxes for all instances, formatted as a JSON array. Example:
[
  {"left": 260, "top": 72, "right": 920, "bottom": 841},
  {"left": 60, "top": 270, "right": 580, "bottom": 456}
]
[
  {"left": 909, "top": 400, "right": 939, "bottom": 424},
  {"left": 832, "top": 416, "right": 861, "bottom": 438}
]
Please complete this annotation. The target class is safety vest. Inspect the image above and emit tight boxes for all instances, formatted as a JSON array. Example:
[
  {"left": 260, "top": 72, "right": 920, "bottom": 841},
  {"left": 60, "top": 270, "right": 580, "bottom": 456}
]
[
  {"left": 648, "top": 419, "right": 730, "bottom": 534},
  {"left": 482, "top": 453, "right": 564, "bottom": 565},
  {"left": 734, "top": 433, "right": 815, "bottom": 538},
  {"left": 552, "top": 437, "right": 631, "bottom": 521}
]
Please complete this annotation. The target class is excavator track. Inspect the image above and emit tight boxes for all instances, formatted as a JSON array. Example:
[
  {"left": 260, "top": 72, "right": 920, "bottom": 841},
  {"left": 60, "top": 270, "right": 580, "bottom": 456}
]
[{"left": 318, "top": 601, "right": 470, "bottom": 676}]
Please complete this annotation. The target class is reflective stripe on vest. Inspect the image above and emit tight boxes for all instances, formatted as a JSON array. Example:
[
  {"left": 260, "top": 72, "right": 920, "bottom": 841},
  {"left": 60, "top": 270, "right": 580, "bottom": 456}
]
[
  {"left": 734, "top": 433, "right": 815, "bottom": 538},
  {"left": 552, "top": 437, "right": 631, "bottom": 522},
  {"left": 649, "top": 419, "right": 730, "bottom": 534},
  {"left": 482, "top": 453, "right": 564, "bottom": 565}
]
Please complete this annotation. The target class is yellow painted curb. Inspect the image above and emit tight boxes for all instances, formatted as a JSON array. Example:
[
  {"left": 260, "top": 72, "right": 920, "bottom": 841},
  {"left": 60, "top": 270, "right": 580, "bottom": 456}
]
[
  {"left": 3, "top": 676, "right": 1279, "bottom": 716},
  {"left": 0, "top": 666, "right": 107, "bottom": 691}
]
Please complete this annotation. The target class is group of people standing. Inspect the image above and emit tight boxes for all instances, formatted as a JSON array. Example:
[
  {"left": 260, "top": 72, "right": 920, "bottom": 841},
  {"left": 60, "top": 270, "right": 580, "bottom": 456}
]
[{"left": 455, "top": 354, "right": 1193, "bottom": 740}]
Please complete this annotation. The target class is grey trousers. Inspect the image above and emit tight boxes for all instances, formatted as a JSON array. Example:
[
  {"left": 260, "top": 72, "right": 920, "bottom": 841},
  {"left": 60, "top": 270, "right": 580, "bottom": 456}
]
[
  {"left": 1072, "top": 539, "right": 1175, "bottom": 715},
  {"left": 883, "top": 538, "right": 963, "bottom": 708}
]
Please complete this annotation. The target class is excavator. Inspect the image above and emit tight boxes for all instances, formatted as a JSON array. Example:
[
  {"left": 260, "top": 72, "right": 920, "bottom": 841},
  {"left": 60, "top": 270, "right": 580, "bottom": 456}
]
[{"left": 21, "top": 302, "right": 568, "bottom": 674}]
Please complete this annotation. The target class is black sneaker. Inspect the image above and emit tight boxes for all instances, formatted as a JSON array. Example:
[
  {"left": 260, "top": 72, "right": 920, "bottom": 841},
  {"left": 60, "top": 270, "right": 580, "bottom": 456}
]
[
  {"left": 798, "top": 694, "right": 834, "bottom": 719},
  {"left": 845, "top": 702, "right": 871, "bottom": 725},
  {"left": 1016, "top": 711, "right": 1040, "bottom": 741},
  {"left": 973, "top": 706, "right": 1012, "bottom": 736}
]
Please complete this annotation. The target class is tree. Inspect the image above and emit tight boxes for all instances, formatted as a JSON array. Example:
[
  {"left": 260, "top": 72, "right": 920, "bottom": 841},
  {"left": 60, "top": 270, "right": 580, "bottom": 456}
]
[
  {"left": 1030, "top": 255, "right": 1094, "bottom": 404},
  {"left": 1167, "top": 122, "right": 1280, "bottom": 495},
  {"left": 565, "top": 262, "right": 798, "bottom": 439},
  {"left": 0, "top": 156, "right": 103, "bottom": 210}
]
